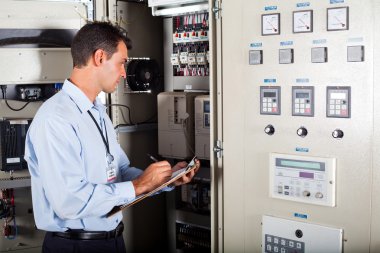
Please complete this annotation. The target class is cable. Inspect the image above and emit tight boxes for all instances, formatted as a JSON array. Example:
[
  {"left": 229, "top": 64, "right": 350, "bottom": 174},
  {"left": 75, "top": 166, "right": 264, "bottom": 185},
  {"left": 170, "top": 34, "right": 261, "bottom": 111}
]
[
  {"left": 1, "top": 85, "right": 7, "bottom": 99},
  {"left": 5, "top": 100, "right": 31, "bottom": 111},
  {"left": 0, "top": 85, "right": 31, "bottom": 111},
  {"left": 105, "top": 104, "right": 134, "bottom": 125}
]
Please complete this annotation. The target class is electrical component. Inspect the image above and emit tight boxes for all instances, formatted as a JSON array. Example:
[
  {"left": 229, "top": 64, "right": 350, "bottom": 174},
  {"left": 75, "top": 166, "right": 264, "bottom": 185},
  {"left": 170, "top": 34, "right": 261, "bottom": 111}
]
[
  {"left": 172, "top": 13, "right": 209, "bottom": 82},
  {"left": 196, "top": 52, "right": 207, "bottom": 65},
  {"left": 1, "top": 189, "right": 17, "bottom": 239},
  {"left": 262, "top": 216, "right": 343, "bottom": 253},
  {"left": 170, "top": 53, "right": 180, "bottom": 65},
  {"left": 158, "top": 91, "right": 207, "bottom": 159},
  {"left": 180, "top": 181, "right": 210, "bottom": 213},
  {"left": 16, "top": 85, "right": 42, "bottom": 101},
  {"left": 126, "top": 59, "right": 160, "bottom": 92},
  {"left": 311, "top": 47, "right": 328, "bottom": 63},
  {"left": 0, "top": 119, "right": 32, "bottom": 171},
  {"left": 176, "top": 221, "right": 211, "bottom": 251},
  {"left": 0, "top": 199, "right": 9, "bottom": 219},
  {"left": 194, "top": 95, "right": 210, "bottom": 159}
]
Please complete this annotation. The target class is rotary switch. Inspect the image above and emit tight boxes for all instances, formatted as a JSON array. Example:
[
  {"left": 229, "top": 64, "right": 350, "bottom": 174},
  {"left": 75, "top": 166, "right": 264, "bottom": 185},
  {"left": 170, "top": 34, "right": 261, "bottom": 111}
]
[
  {"left": 297, "top": 127, "right": 308, "bottom": 137},
  {"left": 264, "top": 125, "right": 275, "bottom": 135},
  {"left": 332, "top": 129, "right": 344, "bottom": 139}
]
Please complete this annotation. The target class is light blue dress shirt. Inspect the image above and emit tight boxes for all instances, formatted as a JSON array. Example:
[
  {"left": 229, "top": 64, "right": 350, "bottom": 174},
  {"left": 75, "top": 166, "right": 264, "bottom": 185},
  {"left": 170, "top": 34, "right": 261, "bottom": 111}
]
[{"left": 25, "top": 79, "right": 144, "bottom": 232}]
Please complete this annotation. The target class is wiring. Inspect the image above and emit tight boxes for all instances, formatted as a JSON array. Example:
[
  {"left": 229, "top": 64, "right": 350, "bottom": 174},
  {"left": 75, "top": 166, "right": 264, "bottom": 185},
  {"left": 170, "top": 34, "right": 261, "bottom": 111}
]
[
  {"left": 117, "top": 107, "right": 130, "bottom": 125},
  {"left": 5, "top": 100, "right": 31, "bottom": 112},
  {"left": 105, "top": 103, "right": 134, "bottom": 125},
  {"left": 0, "top": 85, "right": 31, "bottom": 111},
  {"left": 1, "top": 189, "right": 17, "bottom": 240}
]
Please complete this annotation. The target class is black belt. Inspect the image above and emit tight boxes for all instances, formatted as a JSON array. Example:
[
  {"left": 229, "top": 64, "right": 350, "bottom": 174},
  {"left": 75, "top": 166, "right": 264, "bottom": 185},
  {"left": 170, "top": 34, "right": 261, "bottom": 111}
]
[{"left": 52, "top": 222, "right": 124, "bottom": 240}]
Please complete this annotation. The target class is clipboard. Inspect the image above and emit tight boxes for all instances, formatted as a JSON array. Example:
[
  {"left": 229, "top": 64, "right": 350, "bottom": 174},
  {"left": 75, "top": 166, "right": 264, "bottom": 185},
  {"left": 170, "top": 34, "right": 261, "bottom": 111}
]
[{"left": 106, "top": 156, "right": 198, "bottom": 217}]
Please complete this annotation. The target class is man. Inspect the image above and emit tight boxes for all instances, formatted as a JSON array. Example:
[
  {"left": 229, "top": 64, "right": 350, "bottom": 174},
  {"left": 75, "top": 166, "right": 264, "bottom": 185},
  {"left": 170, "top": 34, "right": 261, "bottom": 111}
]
[{"left": 24, "top": 21, "right": 200, "bottom": 253}]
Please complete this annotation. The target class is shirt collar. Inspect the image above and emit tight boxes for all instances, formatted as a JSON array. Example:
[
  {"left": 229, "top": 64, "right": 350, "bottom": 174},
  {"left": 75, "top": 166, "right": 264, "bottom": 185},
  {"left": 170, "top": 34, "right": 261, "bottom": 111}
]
[{"left": 62, "top": 79, "right": 106, "bottom": 114}]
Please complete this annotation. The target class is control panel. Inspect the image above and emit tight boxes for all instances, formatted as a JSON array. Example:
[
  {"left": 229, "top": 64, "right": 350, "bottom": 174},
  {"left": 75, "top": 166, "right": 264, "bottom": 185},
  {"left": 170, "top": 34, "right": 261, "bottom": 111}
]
[
  {"left": 269, "top": 153, "right": 336, "bottom": 207},
  {"left": 326, "top": 86, "right": 351, "bottom": 118},
  {"left": 292, "top": 86, "right": 314, "bottom": 117},
  {"left": 262, "top": 216, "right": 343, "bottom": 253},
  {"left": 260, "top": 86, "right": 281, "bottom": 115},
  {"left": 221, "top": 0, "right": 378, "bottom": 251}
]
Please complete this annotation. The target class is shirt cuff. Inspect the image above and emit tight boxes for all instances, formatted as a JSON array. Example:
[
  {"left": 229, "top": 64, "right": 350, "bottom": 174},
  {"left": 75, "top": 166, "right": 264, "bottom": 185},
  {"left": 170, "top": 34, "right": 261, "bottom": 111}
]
[{"left": 115, "top": 181, "right": 136, "bottom": 205}]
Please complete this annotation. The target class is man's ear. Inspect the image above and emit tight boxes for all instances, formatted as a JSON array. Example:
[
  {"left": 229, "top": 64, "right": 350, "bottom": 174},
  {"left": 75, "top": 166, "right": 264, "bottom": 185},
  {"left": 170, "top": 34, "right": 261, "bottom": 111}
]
[{"left": 93, "top": 49, "right": 105, "bottom": 66}]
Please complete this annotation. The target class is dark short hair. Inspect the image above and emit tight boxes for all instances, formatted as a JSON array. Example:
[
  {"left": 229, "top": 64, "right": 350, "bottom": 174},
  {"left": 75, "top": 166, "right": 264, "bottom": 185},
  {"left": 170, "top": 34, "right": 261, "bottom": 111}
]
[{"left": 71, "top": 21, "right": 132, "bottom": 68}]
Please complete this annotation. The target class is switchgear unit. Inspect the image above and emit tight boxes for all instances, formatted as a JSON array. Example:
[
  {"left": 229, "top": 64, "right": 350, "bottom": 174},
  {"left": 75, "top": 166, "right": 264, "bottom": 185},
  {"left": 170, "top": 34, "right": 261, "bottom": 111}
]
[
  {"left": 221, "top": 0, "right": 380, "bottom": 252},
  {"left": 157, "top": 92, "right": 206, "bottom": 159}
]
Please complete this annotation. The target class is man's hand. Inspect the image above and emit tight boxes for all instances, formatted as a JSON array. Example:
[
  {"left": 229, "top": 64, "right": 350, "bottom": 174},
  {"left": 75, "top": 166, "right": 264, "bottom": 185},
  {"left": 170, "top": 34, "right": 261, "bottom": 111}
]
[
  {"left": 172, "top": 159, "right": 201, "bottom": 186},
  {"left": 132, "top": 161, "right": 172, "bottom": 196}
]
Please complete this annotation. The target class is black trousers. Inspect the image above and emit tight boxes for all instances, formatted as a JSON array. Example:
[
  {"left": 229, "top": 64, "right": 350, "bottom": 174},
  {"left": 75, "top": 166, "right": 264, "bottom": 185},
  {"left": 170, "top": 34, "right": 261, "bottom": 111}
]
[{"left": 42, "top": 231, "right": 127, "bottom": 253}]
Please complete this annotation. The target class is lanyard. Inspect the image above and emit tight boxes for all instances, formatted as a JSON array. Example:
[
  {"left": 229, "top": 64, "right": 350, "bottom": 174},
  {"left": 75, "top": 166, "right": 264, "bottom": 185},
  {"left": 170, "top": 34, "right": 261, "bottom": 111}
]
[{"left": 87, "top": 110, "right": 114, "bottom": 164}]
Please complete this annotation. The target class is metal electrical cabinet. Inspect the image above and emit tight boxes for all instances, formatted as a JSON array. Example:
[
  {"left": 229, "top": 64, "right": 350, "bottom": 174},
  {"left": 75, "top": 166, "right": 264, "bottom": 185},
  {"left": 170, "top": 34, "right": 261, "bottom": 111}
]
[
  {"left": 220, "top": 0, "right": 380, "bottom": 252},
  {"left": 0, "top": 1, "right": 99, "bottom": 252}
]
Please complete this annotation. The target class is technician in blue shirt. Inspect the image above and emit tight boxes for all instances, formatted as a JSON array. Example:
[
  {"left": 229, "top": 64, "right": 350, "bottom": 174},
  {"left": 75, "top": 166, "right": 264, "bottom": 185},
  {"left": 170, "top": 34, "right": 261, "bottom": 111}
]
[{"left": 24, "top": 21, "right": 200, "bottom": 253}]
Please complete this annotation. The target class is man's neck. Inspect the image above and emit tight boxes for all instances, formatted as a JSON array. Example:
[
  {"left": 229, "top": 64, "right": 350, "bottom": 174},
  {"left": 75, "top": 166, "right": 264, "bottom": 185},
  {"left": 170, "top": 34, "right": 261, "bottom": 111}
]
[{"left": 69, "top": 68, "right": 100, "bottom": 103}]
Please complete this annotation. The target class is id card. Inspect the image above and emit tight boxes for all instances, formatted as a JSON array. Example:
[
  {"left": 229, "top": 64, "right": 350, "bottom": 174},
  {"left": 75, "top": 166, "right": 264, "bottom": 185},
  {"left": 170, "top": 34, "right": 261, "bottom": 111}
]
[{"left": 106, "top": 163, "right": 116, "bottom": 182}]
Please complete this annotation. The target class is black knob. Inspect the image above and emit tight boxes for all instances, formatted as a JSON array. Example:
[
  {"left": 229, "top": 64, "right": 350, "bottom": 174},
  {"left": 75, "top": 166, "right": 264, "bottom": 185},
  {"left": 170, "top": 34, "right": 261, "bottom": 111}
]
[
  {"left": 295, "top": 229, "right": 303, "bottom": 238},
  {"left": 332, "top": 129, "right": 344, "bottom": 139},
  {"left": 264, "top": 125, "right": 275, "bottom": 135},
  {"left": 297, "top": 127, "right": 308, "bottom": 137}
]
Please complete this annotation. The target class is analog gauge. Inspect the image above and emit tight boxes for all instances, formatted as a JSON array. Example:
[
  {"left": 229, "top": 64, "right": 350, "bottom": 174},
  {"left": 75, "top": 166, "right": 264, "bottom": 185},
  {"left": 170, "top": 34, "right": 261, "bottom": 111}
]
[
  {"left": 327, "top": 7, "right": 349, "bottom": 31},
  {"left": 293, "top": 10, "right": 313, "bottom": 33},
  {"left": 262, "top": 13, "right": 280, "bottom": 35}
]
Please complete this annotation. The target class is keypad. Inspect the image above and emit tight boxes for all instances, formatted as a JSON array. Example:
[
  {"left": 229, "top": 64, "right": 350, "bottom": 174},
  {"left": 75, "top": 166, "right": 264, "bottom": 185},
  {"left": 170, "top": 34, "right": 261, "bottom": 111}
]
[
  {"left": 292, "top": 87, "right": 314, "bottom": 117},
  {"left": 326, "top": 87, "right": 350, "bottom": 118},
  {"left": 260, "top": 86, "right": 281, "bottom": 115},
  {"left": 265, "top": 234, "right": 305, "bottom": 253}
]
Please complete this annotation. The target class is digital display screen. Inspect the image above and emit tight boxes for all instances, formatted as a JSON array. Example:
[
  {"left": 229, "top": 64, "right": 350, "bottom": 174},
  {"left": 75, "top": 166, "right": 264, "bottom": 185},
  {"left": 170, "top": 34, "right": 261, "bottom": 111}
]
[
  {"left": 299, "top": 172, "right": 314, "bottom": 179},
  {"left": 264, "top": 92, "right": 276, "bottom": 98},
  {"left": 296, "top": 92, "right": 309, "bottom": 99},
  {"left": 331, "top": 92, "right": 346, "bottom": 99},
  {"left": 203, "top": 101, "right": 210, "bottom": 113},
  {"left": 276, "top": 158, "right": 325, "bottom": 171}
]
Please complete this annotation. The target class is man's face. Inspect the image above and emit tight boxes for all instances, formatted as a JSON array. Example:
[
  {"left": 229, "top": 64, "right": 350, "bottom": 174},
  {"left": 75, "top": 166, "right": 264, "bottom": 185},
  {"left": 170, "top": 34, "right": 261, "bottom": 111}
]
[{"left": 99, "top": 41, "right": 128, "bottom": 93}]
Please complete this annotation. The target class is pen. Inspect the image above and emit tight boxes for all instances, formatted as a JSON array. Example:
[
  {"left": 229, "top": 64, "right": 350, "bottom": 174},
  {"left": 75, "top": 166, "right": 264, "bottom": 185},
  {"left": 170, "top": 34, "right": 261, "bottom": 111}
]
[{"left": 147, "top": 153, "right": 159, "bottom": 162}]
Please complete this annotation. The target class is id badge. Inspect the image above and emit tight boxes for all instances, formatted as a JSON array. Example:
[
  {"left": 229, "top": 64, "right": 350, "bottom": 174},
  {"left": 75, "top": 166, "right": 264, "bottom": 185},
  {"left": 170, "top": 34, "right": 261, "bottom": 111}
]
[{"left": 106, "top": 163, "right": 116, "bottom": 182}]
